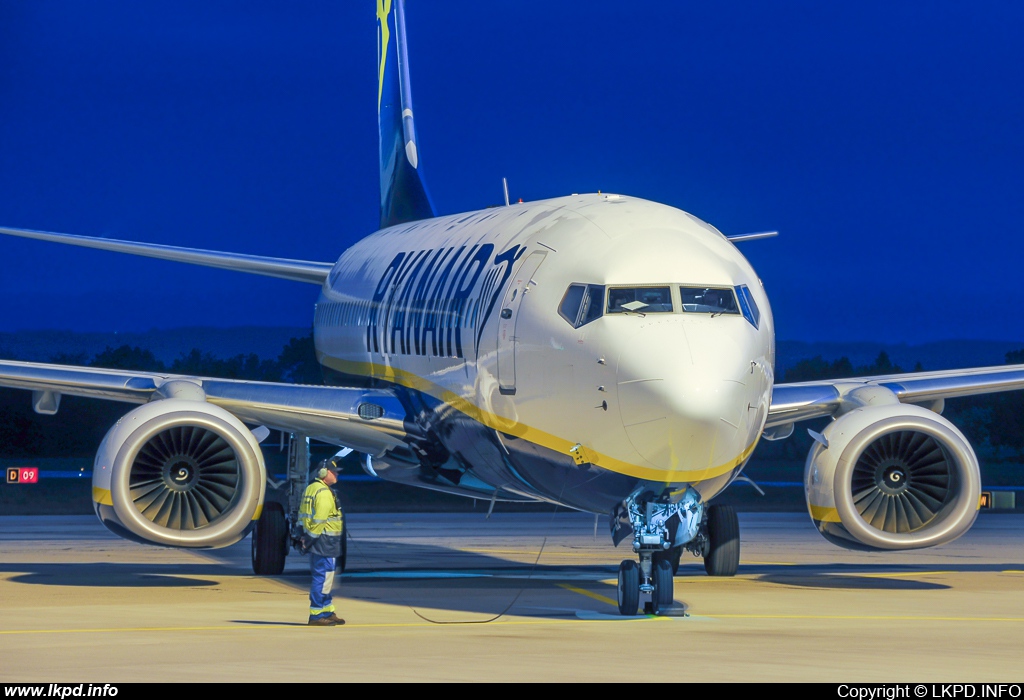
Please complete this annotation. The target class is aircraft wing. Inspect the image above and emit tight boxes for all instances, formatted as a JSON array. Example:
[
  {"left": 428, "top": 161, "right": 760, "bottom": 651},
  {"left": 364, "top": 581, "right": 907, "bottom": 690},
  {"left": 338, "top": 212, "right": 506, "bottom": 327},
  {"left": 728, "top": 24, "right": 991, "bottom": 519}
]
[
  {"left": 767, "top": 363, "right": 1024, "bottom": 429},
  {"left": 0, "top": 359, "right": 407, "bottom": 455},
  {"left": 0, "top": 226, "right": 333, "bottom": 285}
]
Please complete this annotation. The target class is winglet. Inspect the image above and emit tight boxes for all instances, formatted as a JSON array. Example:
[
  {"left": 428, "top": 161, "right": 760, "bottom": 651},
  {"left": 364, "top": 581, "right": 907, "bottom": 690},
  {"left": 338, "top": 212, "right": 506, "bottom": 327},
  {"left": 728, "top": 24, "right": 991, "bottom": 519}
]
[{"left": 378, "top": 0, "right": 435, "bottom": 230}]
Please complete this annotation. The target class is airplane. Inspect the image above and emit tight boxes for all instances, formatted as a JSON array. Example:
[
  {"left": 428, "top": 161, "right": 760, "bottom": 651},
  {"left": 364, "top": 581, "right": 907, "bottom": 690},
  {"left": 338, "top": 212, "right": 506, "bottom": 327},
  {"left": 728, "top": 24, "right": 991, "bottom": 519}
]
[{"left": 1, "top": 0, "right": 1023, "bottom": 616}]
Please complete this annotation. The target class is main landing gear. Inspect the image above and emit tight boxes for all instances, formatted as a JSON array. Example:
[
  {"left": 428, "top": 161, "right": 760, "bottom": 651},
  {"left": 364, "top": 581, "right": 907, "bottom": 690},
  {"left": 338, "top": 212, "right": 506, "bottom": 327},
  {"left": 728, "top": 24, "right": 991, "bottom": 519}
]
[
  {"left": 251, "top": 434, "right": 350, "bottom": 576},
  {"left": 613, "top": 491, "right": 740, "bottom": 615},
  {"left": 702, "top": 504, "right": 740, "bottom": 577}
]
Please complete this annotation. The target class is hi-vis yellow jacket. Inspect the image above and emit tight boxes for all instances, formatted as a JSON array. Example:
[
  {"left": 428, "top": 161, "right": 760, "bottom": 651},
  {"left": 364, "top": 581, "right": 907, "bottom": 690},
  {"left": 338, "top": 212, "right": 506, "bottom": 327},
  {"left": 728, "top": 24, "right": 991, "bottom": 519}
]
[{"left": 299, "top": 479, "right": 344, "bottom": 557}]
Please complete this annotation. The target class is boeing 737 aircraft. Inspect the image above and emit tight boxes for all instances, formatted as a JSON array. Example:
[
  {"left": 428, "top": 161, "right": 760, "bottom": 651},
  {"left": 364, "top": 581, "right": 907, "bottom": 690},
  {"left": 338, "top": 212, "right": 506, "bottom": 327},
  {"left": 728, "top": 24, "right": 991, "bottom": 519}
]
[{"left": 2, "top": 1, "right": 1023, "bottom": 615}]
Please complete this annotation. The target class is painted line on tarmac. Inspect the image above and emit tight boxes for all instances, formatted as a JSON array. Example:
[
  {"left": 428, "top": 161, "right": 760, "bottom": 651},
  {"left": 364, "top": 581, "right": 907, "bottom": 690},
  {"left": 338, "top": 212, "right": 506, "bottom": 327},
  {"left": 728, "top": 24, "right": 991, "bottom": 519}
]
[
  {"left": 0, "top": 615, "right": 660, "bottom": 637},
  {"left": 696, "top": 613, "right": 1024, "bottom": 623},
  {"left": 558, "top": 583, "right": 616, "bottom": 607},
  {"left": 343, "top": 571, "right": 489, "bottom": 579},
  {"left": 459, "top": 548, "right": 603, "bottom": 557},
  {"left": 342, "top": 570, "right": 617, "bottom": 581},
  {"left": 671, "top": 570, "right": 980, "bottom": 581},
  {"left": 575, "top": 610, "right": 670, "bottom": 621},
  {"left": 557, "top": 585, "right": 682, "bottom": 622},
  {"left": 836, "top": 570, "right": 955, "bottom": 578}
]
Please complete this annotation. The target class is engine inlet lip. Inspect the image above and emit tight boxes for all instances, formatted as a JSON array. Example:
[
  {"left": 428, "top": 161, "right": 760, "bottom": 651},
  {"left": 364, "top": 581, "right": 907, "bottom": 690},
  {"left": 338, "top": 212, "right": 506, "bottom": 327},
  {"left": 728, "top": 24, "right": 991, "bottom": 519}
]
[
  {"left": 833, "top": 413, "right": 980, "bottom": 550},
  {"left": 109, "top": 409, "right": 262, "bottom": 546}
]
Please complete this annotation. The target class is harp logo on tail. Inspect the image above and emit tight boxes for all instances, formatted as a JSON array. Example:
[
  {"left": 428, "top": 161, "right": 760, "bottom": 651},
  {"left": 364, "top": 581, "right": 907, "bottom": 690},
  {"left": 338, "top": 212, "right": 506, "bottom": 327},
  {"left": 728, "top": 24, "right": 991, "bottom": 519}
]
[{"left": 376, "top": 0, "right": 392, "bottom": 111}]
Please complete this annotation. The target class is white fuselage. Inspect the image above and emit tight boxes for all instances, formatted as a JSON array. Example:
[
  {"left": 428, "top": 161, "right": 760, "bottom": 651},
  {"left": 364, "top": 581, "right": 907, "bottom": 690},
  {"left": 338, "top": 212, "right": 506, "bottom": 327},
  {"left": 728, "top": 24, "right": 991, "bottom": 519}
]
[{"left": 313, "top": 194, "right": 774, "bottom": 510}]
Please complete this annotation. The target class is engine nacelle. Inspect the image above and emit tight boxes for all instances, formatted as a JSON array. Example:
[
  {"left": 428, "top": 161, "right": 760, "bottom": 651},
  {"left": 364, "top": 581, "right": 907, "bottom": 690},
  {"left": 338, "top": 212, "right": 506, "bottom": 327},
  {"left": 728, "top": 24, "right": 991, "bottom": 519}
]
[
  {"left": 804, "top": 403, "right": 980, "bottom": 551},
  {"left": 92, "top": 399, "right": 266, "bottom": 548}
]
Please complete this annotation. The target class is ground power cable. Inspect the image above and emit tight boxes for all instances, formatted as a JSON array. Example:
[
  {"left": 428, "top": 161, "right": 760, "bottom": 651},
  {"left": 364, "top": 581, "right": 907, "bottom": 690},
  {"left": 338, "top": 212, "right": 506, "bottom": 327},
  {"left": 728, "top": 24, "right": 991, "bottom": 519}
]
[
  {"left": 342, "top": 474, "right": 571, "bottom": 625},
  {"left": 409, "top": 476, "right": 570, "bottom": 625}
]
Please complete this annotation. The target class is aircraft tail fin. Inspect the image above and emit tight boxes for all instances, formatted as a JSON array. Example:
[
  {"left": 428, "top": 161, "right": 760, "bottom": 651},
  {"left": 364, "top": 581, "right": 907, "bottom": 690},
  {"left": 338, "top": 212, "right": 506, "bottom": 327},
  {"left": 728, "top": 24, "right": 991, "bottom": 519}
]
[{"left": 377, "top": 0, "right": 435, "bottom": 230}]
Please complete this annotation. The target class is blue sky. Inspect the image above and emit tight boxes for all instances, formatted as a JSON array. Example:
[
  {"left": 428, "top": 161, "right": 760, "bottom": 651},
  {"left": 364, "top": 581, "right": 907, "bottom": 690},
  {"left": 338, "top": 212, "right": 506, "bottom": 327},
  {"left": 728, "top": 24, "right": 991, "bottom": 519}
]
[{"left": 0, "top": 1, "right": 1022, "bottom": 343}]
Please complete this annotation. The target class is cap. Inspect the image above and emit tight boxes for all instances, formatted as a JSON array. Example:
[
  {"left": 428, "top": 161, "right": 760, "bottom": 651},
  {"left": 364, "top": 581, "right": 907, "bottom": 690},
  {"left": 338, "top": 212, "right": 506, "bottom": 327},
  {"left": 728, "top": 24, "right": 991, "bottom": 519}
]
[{"left": 315, "top": 460, "right": 340, "bottom": 480}]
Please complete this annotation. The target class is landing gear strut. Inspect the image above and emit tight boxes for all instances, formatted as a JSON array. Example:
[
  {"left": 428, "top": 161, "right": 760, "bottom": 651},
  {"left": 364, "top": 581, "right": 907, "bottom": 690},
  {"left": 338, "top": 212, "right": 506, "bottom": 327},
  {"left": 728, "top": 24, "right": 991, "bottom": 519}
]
[
  {"left": 613, "top": 489, "right": 702, "bottom": 615},
  {"left": 252, "top": 433, "right": 310, "bottom": 575},
  {"left": 251, "top": 434, "right": 353, "bottom": 576}
]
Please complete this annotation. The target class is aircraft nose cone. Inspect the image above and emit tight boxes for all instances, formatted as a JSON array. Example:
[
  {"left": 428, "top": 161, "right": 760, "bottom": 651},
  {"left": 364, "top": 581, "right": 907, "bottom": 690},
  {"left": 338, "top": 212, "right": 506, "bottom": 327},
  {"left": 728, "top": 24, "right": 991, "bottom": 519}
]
[{"left": 616, "top": 320, "right": 754, "bottom": 478}]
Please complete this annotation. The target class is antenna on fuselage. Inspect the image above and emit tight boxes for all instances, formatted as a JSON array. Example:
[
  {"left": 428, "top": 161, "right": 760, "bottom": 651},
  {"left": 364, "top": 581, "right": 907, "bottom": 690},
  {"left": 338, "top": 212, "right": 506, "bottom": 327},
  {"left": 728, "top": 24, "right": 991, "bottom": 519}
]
[
  {"left": 726, "top": 230, "right": 779, "bottom": 242},
  {"left": 502, "top": 178, "right": 510, "bottom": 207}
]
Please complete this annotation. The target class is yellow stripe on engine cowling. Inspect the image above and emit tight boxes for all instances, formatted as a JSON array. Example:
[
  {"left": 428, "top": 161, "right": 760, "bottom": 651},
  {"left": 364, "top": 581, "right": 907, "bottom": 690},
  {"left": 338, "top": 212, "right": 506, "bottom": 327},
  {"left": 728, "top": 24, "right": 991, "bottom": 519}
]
[
  {"left": 92, "top": 487, "right": 113, "bottom": 506},
  {"left": 94, "top": 486, "right": 262, "bottom": 521},
  {"left": 808, "top": 503, "right": 841, "bottom": 523}
]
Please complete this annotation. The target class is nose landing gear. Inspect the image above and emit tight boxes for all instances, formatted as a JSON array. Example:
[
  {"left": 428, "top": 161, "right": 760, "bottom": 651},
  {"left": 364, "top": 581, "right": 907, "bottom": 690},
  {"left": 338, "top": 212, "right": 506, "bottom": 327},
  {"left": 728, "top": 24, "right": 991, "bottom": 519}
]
[
  {"left": 616, "top": 560, "right": 639, "bottom": 615},
  {"left": 615, "top": 556, "right": 676, "bottom": 615},
  {"left": 613, "top": 489, "right": 702, "bottom": 615},
  {"left": 612, "top": 494, "right": 741, "bottom": 615}
]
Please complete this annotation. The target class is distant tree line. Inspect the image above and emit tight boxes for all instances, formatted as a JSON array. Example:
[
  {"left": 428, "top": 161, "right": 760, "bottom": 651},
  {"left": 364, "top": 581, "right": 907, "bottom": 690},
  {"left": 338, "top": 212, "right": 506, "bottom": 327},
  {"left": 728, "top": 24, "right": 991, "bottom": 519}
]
[
  {"left": 1, "top": 341, "right": 1021, "bottom": 461},
  {"left": 0, "top": 333, "right": 319, "bottom": 458},
  {"left": 757, "top": 349, "right": 1024, "bottom": 462}
]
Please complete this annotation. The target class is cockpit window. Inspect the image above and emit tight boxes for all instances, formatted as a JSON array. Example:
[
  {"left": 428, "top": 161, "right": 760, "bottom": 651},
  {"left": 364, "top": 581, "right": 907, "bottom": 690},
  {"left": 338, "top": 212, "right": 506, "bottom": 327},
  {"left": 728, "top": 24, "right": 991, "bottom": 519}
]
[
  {"left": 735, "top": 284, "right": 761, "bottom": 329},
  {"left": 680, "top": 287, "right": 740, "bottom": 315},
  {"left": 559, "top": 284, "right": 605, "bottom": 328},
  {"left": 559, "top": 285, "right": 585, "bottom": 325},
  {"left": 607, "top": 287, "right": 673, "bottom": 314},
  {"left": 579, "top": 285, "right": 604, "bottom": 325}
]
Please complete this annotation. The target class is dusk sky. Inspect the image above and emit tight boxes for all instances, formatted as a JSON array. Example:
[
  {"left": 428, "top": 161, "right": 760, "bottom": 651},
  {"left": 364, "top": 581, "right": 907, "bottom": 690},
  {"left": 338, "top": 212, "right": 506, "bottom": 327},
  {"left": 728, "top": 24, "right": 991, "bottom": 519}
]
[{"left": 1, "top": 1, "right": 1022, "bottom": 343}]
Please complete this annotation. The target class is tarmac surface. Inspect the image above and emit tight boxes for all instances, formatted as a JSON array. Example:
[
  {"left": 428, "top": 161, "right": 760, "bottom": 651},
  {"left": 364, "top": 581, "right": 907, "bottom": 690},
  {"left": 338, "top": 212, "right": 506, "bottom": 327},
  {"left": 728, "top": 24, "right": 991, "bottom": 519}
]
[{"left": 1, "top": 512, "right": 1022, "bottom": 682}]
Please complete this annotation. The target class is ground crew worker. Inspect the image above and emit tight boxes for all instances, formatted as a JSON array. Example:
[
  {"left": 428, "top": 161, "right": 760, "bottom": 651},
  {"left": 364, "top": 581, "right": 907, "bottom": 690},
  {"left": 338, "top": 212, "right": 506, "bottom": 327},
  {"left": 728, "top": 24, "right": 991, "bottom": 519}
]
[{"left": 299, "top": 460, "right": 345, "bottom": 626}]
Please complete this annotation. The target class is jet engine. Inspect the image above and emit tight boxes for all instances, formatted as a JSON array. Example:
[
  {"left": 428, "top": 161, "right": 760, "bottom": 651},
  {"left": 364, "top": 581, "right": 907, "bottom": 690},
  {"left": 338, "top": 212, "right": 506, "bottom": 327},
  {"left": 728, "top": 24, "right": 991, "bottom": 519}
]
[
  {"left": 91, "top": 398, "right": 266, "bottom": 548},
  {"left": 804, "top": 403, "right": 980, "bottom": 551}
]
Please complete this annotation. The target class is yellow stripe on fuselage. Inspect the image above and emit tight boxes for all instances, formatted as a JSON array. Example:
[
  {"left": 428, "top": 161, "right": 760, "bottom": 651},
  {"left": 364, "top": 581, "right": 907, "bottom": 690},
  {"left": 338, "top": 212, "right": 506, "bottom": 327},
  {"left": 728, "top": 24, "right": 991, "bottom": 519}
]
[{"left": 323, "top": 356, "right": 756, "bottom": 484}]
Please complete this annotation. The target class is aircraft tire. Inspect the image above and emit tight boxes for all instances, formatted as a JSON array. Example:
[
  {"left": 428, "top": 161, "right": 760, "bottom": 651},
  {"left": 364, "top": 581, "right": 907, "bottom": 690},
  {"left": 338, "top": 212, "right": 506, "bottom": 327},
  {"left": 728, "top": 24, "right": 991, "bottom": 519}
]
[
  {"left": 617, "top": 560, "right": 639, "bottom": 615},
  {"left": 252, "top": 501, "right": 288, "bottom": 575},
  {"left": 653, "top": 546, "right": 683, "bottom": 576},
  {"left": 653, "top": 558, "right": 674, "bottom": 611},
  {"left": 703, "top": 504, "right": 740, "bottom": 577}
]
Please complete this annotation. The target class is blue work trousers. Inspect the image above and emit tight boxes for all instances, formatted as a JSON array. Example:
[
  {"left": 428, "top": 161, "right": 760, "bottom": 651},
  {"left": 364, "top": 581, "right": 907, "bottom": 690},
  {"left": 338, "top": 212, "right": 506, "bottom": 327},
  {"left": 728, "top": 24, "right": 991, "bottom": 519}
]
[{"left": 309, "top": 555, "right": 337, "bottom": 619}]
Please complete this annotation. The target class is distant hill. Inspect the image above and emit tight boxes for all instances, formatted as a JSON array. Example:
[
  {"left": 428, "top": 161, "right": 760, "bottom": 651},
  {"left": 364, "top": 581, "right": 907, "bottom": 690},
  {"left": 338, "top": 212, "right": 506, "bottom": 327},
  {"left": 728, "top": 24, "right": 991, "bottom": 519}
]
[
  {"left": 0, "top": 327, "right": 310, "bottom": 363},
  {"left": 776, "top": 340, "right": 1024, "bottom": 375}
]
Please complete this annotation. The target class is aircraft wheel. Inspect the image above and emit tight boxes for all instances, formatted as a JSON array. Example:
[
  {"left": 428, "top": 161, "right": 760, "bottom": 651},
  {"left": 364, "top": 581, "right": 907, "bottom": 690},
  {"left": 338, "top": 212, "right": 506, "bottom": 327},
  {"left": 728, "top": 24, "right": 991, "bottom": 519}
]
[
  {"left": 667, "top": 545, "right": 683, "bottom": 575},
  {"left": 652, "top": 558, "right": 674, "bottom": 611},
  {"left": 252, "top": 501, "right": 288, "bottom": 575},
  {"left": 653, "top": 546, "right": 683, "bottom": 576},
  {"left": 617, "top": 560, "right": 639, "bottom": 615},
  {"left": 703, "top": 504, "right": 740, "bottom": 577}
]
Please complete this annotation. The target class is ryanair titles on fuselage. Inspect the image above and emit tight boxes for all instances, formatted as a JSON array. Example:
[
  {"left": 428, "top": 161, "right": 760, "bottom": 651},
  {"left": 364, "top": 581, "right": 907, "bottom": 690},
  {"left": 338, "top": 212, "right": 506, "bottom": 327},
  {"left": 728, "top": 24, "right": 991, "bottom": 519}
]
[{"left": 362, "top": 243, "right": 525, "bottom": 359}]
